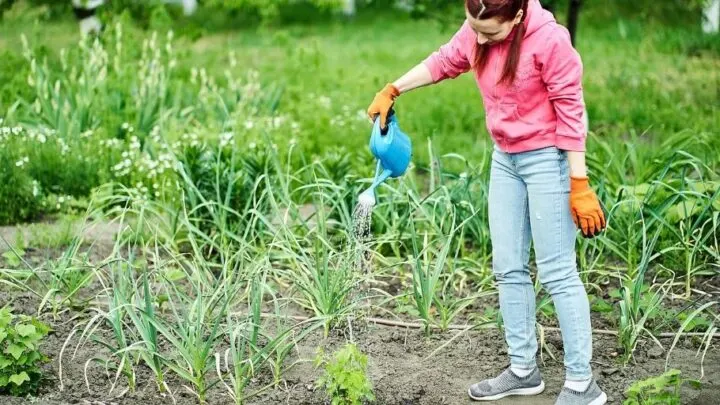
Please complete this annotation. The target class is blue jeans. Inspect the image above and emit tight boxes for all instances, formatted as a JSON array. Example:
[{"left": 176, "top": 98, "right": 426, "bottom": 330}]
[{"left": 489, "top": 145, "right": 593, "bottom": 381}]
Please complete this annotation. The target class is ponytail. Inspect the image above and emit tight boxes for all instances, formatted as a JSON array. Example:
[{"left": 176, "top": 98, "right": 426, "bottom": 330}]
[{"left": 501, "top": 22, "right": 526, "bottom": 84}]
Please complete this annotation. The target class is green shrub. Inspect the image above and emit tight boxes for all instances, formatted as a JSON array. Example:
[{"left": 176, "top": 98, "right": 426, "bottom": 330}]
[
  {"left": 315, "top": 343, "right": 375, "bottom": 405},
  {"left": 0, "top": 142, "right": 41, "bottom": 225},
  {"left": 624, "top": 369, "right": 700, "bottom": 405},
  {"left": 0, "top": 51, "right": 31, "bottom": 112},
  {"left": 0, "top": 307, "right": 50, "bottom": 396},
  {"left": 203, "top": 0, "right": 342, "bottom": 22}
]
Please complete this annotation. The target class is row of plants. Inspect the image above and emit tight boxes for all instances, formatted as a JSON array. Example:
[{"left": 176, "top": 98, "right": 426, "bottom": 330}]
[{"left": 1, "top": 130, "right": 716, "bottom": 402}]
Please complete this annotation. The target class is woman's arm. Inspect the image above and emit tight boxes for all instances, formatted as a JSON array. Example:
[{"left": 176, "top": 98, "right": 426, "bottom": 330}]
[
  {"left": 366, "top": 62, "right": 438, "bottom": 126},
  {"left": 367, "top": 21, "right": 471, "bottom": 126},
  {"left": 392, "top": 63, "right": 434, "bottom": 94},
  {"left": 539, "top": 26, "right": 586, "bottom": 152},
  {"left": 566, "top": 151, "right": 587, "bottom": 178}
]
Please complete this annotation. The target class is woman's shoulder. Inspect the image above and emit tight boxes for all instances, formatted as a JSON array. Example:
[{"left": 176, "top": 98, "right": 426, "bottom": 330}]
[{"left": 530, "top": 21, "right": 573, "bottom": 49}]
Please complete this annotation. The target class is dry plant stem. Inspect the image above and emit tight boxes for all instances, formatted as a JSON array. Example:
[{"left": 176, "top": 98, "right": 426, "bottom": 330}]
[{"left": 251, "top": 312, "right": 720, "bottom": 338}]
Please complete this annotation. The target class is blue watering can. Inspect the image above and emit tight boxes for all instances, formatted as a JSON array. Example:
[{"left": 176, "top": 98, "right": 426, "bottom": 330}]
[{"left": 359, "top": 110, "right": 412, "bottom": 204}]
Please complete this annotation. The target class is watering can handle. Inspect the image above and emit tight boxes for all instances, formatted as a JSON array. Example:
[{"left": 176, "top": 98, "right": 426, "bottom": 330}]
[{"left": 372, "top": 108, "right": 395, "bottom": 135}]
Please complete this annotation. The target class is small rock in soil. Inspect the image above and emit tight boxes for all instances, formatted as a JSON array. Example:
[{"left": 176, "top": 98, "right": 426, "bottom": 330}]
[
  {"left": 547, "top": 335, "right": 564, "bottom": 350},
  {"left": 647, "top": 346, "right": 664, "bottom": 359},
  {"left": 602, "top": 368, "right": 619, "bottom": 376}
]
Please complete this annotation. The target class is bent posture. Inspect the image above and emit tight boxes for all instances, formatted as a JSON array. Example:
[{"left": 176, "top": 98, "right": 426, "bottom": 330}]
[{"left": 367, "top": 1, "right": 607, "bottom": 404}]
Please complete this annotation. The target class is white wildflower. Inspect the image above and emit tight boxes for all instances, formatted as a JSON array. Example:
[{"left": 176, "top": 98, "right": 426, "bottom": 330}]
[
  {"left": 272, "top": 116, "right": 285, "bottom": 128},
  {"left": 130, "top": 136, "right": 141, "bottom": 150},
  {"left": 318, "top": 96, "right": 331, "bottom": 108},
  {"left": 220, "top": 132, "right": 234, "bottom": 148},
  {"left": 15, "top": 156, "right": 29, "bottom": 167},
  {"left": 229, "top": 51, "right": 237, "bottom": 68}
]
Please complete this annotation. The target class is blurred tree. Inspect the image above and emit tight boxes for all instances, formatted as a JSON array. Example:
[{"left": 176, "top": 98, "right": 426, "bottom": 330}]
[
  {"left": 540, "top": 0, "right": 557, "bottom": 14},
  {"left": 704, "top": 0, "right": 719, "bottom": 33},
  {"left": 567, "top": 0, "right": 580, "bottom": 45},
  {"left": 203, "top": 0, "right": 342, "bottom": 22}
]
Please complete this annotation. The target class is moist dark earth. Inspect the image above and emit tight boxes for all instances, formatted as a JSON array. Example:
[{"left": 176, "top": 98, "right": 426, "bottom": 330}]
[
  {"left": 1, "top": 223, "right": 718, "bottom": 405},
  {"left": 1, "top": 292, "right": 717, "bottom": 405}
]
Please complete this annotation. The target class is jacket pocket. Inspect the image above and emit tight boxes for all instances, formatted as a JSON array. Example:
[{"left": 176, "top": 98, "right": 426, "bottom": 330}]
[{"left": 489, "top": 103, "right": 533, "bottom": 140}]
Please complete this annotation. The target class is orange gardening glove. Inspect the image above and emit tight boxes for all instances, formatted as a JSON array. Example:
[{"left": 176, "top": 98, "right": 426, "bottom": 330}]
[
  {"left": 366, "top": 83, "right": 400, "bottom": 130},
  {"left": 570, "top": 176, "right": 606, "bottom": 238}
]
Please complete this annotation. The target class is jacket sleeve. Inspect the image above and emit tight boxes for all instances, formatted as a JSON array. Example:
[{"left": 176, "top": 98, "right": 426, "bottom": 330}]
[
  {"left": 539, "top": 25, "right": 587, "bottom": 152},
  {"left": 422, "top": 21, "right": 473, "bottom": 83}
]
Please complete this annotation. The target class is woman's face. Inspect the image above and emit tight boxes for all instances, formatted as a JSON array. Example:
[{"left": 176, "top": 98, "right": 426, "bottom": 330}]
[{"left": 465, "top": 9, "right": 523, "bottom": 46}]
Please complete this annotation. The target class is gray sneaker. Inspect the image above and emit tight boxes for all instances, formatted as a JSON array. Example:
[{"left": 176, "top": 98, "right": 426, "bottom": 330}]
[
  {"left": 468, "top": 367, "right": 545, "bottom": 401},
  {"left": 554, "top": 378, "right": 607, "bottom": 405}
]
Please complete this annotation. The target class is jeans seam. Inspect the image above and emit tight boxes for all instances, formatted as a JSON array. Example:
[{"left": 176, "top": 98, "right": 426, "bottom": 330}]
[
  {"left": 520, "top": 182, "right": 531, "bottom": 365},
  {"left": 559, "top": 153, "right": 587, "bottom": 378}
]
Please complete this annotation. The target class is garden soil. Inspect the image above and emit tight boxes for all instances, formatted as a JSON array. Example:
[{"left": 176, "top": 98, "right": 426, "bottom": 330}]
[
  {"left": 0, "top": 222, "right": 718, "bottom": 405},
  {"left": 0, "top": 299, "right": 717, "bottom": 405}
]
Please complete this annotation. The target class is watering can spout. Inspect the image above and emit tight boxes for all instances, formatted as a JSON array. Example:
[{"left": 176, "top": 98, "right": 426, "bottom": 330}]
[
  {"left": 372, "top": 168, "right": 393, "bottom": 190},
  {"left": 359, "top": 164, "right": 393, "bottom": 206}
]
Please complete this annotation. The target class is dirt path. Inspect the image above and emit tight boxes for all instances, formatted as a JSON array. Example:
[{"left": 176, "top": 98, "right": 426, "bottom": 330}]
[{"left": 0, "top": 217, "right": 121, "bottom": 255}]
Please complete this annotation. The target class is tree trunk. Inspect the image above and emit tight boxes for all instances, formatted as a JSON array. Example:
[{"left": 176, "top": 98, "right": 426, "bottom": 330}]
[
  {"left": 540, "top": 0, "right": 556, "bottom": 15},
  {"left": 704, "top": 0, "right": 720, "bottom": 33},
  {"left": 342, "top": 0, "right": 356, "bottom": 17},
  {"left": 567, "top": 0, "right": 582, "bottom": 46}
]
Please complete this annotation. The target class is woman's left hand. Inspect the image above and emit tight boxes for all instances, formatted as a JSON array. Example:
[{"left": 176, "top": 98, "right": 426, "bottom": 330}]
[{"left": 570, "top": 176, "right": 606, "bottom": 238}]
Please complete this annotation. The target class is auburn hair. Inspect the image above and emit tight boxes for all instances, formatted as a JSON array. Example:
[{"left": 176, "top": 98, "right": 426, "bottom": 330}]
[{"left": 465, "top": 0, "right": 528, "bottom": 84}]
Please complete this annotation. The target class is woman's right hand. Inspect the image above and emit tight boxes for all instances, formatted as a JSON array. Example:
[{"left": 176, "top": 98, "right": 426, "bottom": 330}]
[
  {"left": 570, "top": 176, "right": 606, "bottom": 238},
  {"left": 366, "top": 83, "right": 400, "bottom": 130}
]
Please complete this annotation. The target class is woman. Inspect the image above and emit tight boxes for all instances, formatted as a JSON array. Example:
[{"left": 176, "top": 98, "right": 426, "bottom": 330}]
[{"left": 366, "top": 1, "right": 607, "bottom": 404}]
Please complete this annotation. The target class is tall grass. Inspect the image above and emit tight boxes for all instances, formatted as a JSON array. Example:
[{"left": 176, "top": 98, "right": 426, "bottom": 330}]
[{"left": 1, "top": 9, "right": 718, "bottom": 397}]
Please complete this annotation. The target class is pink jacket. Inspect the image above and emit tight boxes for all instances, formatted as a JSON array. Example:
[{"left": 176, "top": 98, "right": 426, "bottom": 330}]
[{"left": 422, "top": 0, "right": 586, "bottom": 152}]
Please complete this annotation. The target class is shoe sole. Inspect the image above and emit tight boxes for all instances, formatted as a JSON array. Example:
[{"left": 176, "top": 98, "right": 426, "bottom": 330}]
[
  {"left": 468, "top": 380, "right": 545, "bottom": 401},
  {"left": 589, "top": 392, "right": 608, "bottom": 405}
]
